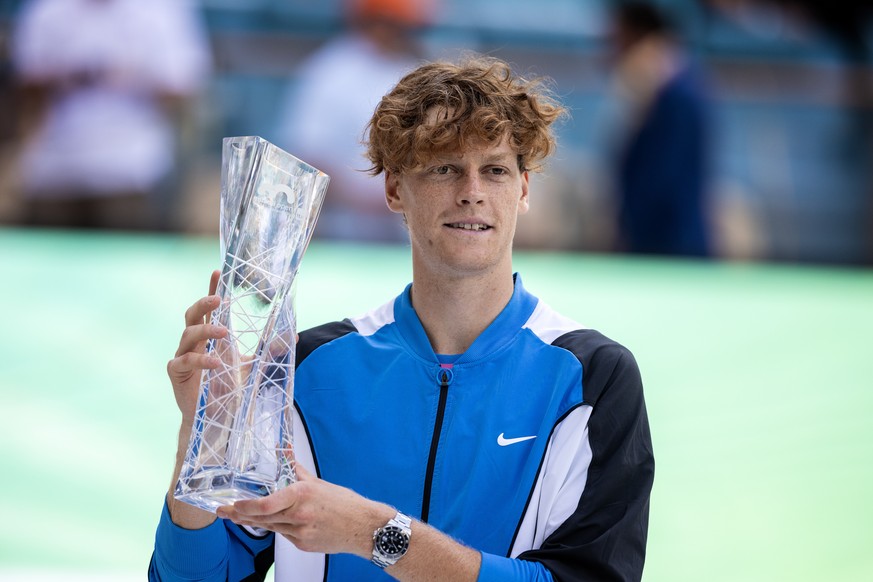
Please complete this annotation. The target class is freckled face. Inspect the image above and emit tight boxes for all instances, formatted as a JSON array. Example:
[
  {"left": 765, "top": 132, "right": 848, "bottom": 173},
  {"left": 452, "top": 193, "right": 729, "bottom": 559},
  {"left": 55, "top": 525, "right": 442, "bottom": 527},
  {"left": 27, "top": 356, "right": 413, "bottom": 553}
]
[{"left": 385, "top": 136, "right": 529, "bottom": 279}]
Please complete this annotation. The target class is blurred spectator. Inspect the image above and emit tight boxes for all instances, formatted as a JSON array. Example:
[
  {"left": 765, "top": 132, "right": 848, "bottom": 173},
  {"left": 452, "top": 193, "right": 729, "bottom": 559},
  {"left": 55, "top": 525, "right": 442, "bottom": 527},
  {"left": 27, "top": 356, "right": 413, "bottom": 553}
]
[
  {"left": 607, "top": 1, "right": 713, "bottom": 257},
  {"left": 277, "top": 0, "right": 435, "bottom": 244},
  {"left": 0, "top": 10, "right": 19, "bottom": 221},
  {"left": 10, "top": 0, "right": 211, "bottom": 231},
  {"left": 0, "top": 13, "right": 13, "bottom": 144}
]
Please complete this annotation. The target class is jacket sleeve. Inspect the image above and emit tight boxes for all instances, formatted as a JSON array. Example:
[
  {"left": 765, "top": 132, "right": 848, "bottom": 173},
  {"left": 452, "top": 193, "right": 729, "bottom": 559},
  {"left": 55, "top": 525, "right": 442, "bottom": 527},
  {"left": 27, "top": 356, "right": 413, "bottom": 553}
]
[
  {"left": 519, "top": 335, "right": 655, "bottom": 581},
  {"left": 477, "top": 552, "right": 555, "bottom": 581},
  {"left": 148, "top": 499, "right": 275, "bottom": 582}
]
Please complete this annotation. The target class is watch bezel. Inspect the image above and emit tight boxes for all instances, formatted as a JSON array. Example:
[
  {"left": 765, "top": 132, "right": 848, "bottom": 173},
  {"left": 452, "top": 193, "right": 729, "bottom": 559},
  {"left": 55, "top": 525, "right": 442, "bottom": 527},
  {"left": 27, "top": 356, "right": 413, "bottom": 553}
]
[{"left": 375, "top": 524, "right": 410, "bottom": 558}]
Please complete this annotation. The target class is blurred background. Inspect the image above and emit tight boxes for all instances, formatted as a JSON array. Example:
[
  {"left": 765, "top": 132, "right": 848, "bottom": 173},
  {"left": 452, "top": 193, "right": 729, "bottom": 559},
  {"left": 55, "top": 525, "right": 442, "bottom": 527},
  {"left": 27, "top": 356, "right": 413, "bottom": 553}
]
[
  {"left": 1, "top": 0, "right": 872, "bottom": 264},
  {"left": 0, "top": 0, "right": 871, "bottom": 580}
]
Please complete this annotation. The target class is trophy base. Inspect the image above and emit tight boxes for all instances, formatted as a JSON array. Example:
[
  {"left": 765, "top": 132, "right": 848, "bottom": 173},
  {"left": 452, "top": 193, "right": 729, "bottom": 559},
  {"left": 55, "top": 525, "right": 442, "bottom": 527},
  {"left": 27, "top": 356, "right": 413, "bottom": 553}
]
[{"left": 174, "top": 466, "right": 279, "bottom": 514}]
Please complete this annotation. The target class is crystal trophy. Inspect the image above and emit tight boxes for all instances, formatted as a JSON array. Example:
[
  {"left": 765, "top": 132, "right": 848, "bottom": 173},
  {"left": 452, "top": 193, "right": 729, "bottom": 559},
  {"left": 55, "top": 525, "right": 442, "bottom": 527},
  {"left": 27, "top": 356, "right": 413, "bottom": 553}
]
[{"left": 174, "top": 136, "right": 329, "bottom": 513}]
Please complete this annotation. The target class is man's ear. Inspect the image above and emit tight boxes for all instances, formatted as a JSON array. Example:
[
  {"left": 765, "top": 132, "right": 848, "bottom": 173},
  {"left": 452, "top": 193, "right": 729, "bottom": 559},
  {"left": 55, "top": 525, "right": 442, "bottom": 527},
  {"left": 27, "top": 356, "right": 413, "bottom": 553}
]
[
  {"left": 518, "top": 171, "right": 530, "bottom": 215},
  {"left": 385, "top": 171, "right": 404, "bottom": 214}
]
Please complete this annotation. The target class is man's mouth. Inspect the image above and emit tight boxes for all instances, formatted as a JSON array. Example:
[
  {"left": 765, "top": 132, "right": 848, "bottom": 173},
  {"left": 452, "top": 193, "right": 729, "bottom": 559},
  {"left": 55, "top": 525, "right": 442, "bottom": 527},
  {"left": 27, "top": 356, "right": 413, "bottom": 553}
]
[{"left": 446, "top": 222, "right": 491, "bottom": 231}]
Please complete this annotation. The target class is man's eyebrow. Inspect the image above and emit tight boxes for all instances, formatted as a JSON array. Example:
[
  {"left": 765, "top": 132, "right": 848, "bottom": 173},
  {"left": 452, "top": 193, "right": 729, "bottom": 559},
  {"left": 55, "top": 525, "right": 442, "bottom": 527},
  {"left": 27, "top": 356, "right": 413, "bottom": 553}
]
[
  {"left": 427, "top": 152, "right": 517, "bottom": 165},
  {"left": 483, "top": 153, "right": 517, "bottom": 164}
]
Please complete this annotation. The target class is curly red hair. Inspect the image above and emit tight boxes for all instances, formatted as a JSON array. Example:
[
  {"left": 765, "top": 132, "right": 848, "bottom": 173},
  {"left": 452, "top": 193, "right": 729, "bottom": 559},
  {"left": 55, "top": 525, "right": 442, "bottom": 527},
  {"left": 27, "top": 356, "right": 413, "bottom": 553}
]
[{"left": 365, "top": 55, "right": 567, "bottom": 175}]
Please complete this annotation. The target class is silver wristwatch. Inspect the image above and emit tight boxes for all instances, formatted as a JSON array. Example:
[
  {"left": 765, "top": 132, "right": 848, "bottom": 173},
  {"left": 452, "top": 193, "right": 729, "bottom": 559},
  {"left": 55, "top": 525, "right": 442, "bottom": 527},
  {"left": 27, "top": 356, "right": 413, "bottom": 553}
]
[{"left": 372, "top": 511, "right": 412, "bottom": 569}]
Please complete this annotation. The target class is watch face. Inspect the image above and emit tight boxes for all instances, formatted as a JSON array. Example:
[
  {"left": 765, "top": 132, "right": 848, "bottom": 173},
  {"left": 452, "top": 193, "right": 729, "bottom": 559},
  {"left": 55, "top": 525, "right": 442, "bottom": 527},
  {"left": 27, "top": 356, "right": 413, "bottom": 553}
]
[{"left": 376, "top": 525, "right": 409, "bottom": 557}]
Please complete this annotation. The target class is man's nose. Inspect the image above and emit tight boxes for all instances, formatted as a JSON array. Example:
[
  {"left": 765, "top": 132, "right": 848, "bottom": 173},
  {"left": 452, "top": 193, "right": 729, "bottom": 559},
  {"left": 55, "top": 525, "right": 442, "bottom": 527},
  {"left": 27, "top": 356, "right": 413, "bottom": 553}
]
[{"left": 458, "top": 173, "right": 485, "bottom": 205}]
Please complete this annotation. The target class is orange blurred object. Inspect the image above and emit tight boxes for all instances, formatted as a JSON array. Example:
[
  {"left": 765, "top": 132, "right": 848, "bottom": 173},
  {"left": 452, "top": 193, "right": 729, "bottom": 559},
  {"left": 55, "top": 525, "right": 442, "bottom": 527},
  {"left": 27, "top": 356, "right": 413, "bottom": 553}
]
[{"left": 345, "top": 0, "right": 436, "bottom": 27}]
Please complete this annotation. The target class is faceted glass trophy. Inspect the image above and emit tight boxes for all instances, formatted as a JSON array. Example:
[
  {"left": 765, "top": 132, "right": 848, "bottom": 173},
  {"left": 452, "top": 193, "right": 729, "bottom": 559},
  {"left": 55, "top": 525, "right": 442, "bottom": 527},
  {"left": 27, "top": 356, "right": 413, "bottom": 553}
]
[{"left": 174, "top": 136, "right": 329, "bottom": 513}]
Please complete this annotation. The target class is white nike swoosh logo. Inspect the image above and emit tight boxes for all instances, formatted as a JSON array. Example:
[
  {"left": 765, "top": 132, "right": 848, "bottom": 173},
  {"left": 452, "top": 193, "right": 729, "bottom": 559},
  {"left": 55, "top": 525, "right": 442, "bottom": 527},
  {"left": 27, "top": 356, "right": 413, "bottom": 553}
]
[{"left": 497, "top": 433, "right": 537, "bottom": 447}]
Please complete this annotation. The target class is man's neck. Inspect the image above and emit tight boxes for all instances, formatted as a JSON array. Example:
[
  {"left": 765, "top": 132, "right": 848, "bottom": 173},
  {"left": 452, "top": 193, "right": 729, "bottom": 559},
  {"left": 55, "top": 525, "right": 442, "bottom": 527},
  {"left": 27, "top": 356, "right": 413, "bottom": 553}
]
[{"left": 409, "top": 266, "right": 515, "bottom": 356}]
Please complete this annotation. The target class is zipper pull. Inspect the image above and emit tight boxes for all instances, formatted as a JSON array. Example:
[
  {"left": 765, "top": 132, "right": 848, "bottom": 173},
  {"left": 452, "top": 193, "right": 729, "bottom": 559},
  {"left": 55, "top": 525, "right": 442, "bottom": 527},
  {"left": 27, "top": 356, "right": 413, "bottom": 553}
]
[{"left": 436, "top": 367, "right": 454, "bottom": 388}]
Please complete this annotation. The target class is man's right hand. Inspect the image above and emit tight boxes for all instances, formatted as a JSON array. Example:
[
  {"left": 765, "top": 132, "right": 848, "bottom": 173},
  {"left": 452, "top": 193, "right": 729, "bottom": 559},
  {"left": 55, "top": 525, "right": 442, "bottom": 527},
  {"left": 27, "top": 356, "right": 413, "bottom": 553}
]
[
  {"left": 166, "top": 270, "right": 227, "bottom": 422},
  {"left": 165, "top": 270, "right": 226, "bottom": 528}
]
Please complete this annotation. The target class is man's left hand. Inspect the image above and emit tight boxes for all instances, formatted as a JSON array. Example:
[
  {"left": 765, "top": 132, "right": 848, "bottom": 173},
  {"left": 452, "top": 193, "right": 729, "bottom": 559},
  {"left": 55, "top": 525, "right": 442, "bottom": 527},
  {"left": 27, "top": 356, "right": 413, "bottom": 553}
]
[{"left": 216, "top": 465, "right": 393, "bottom": 557}]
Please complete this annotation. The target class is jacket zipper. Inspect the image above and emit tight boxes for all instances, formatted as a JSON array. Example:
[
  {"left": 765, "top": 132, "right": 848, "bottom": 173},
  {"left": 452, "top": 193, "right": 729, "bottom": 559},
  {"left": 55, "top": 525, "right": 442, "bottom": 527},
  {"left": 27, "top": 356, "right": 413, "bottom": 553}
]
[{"left": 421, "top": 369, "right": 450, "bottom": 523}]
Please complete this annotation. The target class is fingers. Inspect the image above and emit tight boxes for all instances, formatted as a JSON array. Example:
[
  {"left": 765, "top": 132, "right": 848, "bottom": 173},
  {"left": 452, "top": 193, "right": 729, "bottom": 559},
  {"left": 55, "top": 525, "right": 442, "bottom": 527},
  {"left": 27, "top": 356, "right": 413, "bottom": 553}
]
[
  {"left": 175, "top": 321, "right": 227, "bottom": 357},
  {"left": 177, "top": 271, "right": 225, "bottom": 358},
  {"left": 294, "top": 463, "right": 314, "bottom": 482},
  {"left": 208, "top": 269, "right": 220, "bottom": 296},
  {"left": 184, "top": 294, "right": 221, "bottom": 328},
  {"left": 167, "top": 350, "right": 221, "bottom": 380},
  {"left": 231, "top": 484, "right": 300, "bottom": 519},
  {"left": 216, "top": 481, "right": 314, "bottom": 534}
]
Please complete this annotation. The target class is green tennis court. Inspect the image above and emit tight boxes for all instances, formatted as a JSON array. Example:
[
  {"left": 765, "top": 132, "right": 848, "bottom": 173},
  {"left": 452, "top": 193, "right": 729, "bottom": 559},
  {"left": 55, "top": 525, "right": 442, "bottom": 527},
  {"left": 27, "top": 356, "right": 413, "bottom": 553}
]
[{"left": 1, "top": 227, "right": 871, "bottom": 581}]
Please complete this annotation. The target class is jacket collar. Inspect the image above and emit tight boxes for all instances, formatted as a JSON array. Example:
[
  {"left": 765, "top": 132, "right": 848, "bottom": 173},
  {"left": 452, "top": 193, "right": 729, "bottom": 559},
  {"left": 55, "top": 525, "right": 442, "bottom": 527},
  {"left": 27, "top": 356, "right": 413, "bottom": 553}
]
[{"left": 392, "top": 273, "right": 538, "bottom": 365}]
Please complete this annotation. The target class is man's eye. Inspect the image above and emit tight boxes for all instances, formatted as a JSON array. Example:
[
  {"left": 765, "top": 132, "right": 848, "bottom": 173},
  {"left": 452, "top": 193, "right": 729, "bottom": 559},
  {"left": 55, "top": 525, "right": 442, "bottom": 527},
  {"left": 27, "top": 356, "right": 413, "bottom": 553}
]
[
  {"left": 433, "top": 166, "right": 451, "bottom": 175},
  {"left": 488, "top": 167, "right": 508, "bottom": 176}
]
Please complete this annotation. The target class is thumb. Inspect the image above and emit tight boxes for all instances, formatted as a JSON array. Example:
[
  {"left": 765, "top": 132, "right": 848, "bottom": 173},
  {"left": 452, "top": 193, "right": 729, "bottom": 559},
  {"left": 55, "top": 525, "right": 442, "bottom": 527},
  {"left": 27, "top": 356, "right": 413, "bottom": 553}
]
[{"left": 294, "top": 462, "right": 315, "bottom": 482}]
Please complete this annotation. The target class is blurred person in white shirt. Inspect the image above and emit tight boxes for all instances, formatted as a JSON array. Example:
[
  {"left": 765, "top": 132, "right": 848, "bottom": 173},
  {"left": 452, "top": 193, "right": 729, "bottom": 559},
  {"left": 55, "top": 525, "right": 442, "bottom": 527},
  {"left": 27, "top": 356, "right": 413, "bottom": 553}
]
[
  {"left": 277, "top": 0, "right": 436, "bottom": 243},
  {"left": 11, "top": 0, "right": 211, "bottom": 230}
]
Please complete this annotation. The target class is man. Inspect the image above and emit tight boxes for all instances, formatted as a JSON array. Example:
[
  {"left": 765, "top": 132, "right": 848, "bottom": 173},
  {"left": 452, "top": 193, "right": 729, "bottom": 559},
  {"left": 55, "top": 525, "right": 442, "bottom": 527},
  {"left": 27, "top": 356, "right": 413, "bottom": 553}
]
[
  {"left": 608, "top": 1, "right": 712, "bottom": 257},
  {"left": 150, "top": 56, "right": 654, "bottom": 581}
]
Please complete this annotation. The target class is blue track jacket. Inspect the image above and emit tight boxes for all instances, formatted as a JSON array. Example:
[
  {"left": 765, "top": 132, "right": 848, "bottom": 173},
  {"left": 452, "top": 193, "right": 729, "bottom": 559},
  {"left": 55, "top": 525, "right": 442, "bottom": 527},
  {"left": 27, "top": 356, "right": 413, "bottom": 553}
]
[{"left": 150, "top": 275, "right": 654, "bottom": 581}]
